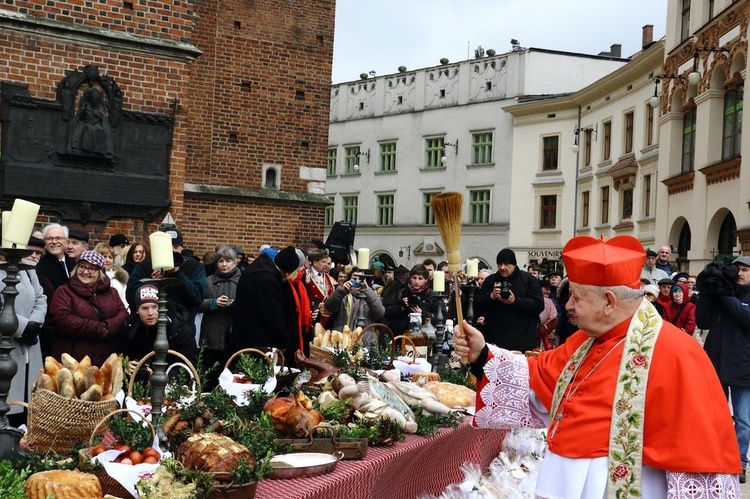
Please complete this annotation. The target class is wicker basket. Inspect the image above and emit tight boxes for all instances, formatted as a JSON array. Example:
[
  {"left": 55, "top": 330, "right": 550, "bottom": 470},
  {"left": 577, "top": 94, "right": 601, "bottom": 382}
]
[
  {"left": 78, "top": 408, "right": 155, "bottom": 499},
  {"left": 27, "top": 387, "right": 120, "bottom": 454},
  {"left": 309, "top": 323, "right": 397, "bottom": 369},
  {"left": 127, "top": 349, "right": 201, "bottom": 398}
]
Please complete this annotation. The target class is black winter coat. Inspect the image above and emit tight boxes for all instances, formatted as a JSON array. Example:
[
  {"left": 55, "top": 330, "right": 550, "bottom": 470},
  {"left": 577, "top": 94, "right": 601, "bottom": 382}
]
[
  {"left": 474, "top": 268, "right": 544, "bottom": 351},
  {"left": 696, "top": 285, "right": 750, "bottom": 387},
  {"left": 229, "top": 254, "right": 298, "bottom": 358}
]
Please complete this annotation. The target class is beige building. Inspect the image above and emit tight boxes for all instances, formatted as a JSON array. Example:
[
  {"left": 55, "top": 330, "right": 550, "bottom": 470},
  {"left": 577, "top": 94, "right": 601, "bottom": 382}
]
[
  {"left": 656, "top": 0, "right": 749, "bottom": 273},
  {"left": 503, "top": 30, "right": 664, "bottom": 272}
]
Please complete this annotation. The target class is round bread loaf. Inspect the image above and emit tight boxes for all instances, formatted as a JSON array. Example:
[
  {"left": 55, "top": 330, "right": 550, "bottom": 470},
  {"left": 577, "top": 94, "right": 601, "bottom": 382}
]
[
  {"left": 411, "top": 372, "right": 441, "bottom": 383},
  {"left": 25, "top": 470, "right": 103, "bottom": 499},
  {"left": 178, "top": 433, "right": 255, "bottom": 481}
]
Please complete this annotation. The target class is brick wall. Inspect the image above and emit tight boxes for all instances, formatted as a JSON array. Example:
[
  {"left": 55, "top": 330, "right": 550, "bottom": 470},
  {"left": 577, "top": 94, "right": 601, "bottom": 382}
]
[{"left": 0, "top": 0, "right": 334, "bottom": 252}]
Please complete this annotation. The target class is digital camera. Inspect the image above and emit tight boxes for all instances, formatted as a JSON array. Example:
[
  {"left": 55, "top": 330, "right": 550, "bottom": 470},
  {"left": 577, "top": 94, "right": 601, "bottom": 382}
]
[
  {"left": 495, "top": 281, "right": 512, "bottom": 300},
  {"left": 408, "top": 295, "right": 421, "bottom": 308}
]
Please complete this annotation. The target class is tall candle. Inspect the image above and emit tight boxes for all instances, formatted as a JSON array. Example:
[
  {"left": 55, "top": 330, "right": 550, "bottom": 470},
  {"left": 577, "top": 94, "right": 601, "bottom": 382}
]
[
  {"left": 467, "top": 259, "right": 479, "bottom": 278},
  {"left": 358, "top": 248, "right": 370, "bottom": 269},
  {"left": 5, "top": 199, "right": 39, "bottom": 247},
  {"left": 150, "top": 231, "right": 174, "bottom": 270},
  {"left": 432, "top": 270, "right": 445, "bottom": 292},
  {"left": 1, "top": 211, "right": 12, "bottom": 248}
]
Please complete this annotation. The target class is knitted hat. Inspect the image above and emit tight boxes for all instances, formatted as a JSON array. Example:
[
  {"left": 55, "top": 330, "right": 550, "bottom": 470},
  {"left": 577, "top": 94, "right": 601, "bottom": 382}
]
[
  {"left": 643, "top": 284, "right": 659, "bottom": 297},
  {"left": 562, "top": 236, "right": 645, "bottom": 289},
  {"left": 135, "top": 284, "right": 160, "bottom": 307},
  {"left": 496, "top": 248, "right": 517, "bottom": 266},
  {"left": 275, "top": 246, "right": 299, "bottom": 273},
  {"left": 79, "top": 250, "right": 104, "bottom": 269},
  {"left": 372, "top": 261, "right": 385, "bottom": 270}
]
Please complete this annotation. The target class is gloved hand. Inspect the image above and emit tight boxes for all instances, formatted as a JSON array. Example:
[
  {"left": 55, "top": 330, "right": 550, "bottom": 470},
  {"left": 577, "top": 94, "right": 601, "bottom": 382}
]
[{"left": 19, "top": 321, "right": 42, "bottom": 346}]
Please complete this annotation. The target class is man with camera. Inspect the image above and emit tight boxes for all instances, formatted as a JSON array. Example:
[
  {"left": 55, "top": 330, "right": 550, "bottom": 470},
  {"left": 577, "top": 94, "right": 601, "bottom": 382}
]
[
  {"left": 323, "top": 267, "right": 385, "bottom": 331},
  {"left": 474, "top": 248, "right": 544, "bottom": 351},
  {"left": 696, "top": 255, "right": 750, "bottom": 483},
  {"left": 384, "top": 264, "right": 437, "bottom": 335}
]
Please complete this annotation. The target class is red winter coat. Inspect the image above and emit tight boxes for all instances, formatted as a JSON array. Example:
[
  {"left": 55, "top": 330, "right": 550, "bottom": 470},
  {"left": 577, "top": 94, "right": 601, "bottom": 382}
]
[
  {"left": 49, "top": 274, "right": 128, "bottom": 366},
  {"left": 663, "top": 283, "right": 696, "bottom": 334}
]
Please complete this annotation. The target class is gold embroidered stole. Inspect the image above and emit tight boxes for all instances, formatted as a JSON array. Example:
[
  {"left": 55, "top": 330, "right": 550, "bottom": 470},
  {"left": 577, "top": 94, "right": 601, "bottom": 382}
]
[{"left": 549, "top": 299, "right": 662, "bottom": 498}]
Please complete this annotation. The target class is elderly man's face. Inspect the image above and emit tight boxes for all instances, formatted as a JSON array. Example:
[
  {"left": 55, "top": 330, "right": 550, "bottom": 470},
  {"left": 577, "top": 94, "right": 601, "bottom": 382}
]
[
  {"left": 659, "top": 284, "right": 672, "bottom": 296},
  {"left": 645, "top": 255, "right": 656, "bottom": 268},
  {"left": 312, "top": 256, "right": 331, "bottom": 273},
  {"left": 548, "top": 275, "right": 562, "bottom": 287},
  {"left": 658, "top": 246, "right": 671, "bottom": 261},
  {"left": 66, "top": 239, "right": 87, "bottom": 260},
  {"left": 44, "top": 227, "right": 67, "bottom": 257},
  {"left": 565, "top": 283, "right": 607, "bottom": 337},
  {"left": 476, "top": 269, "right": 491, "bottom": 287}
]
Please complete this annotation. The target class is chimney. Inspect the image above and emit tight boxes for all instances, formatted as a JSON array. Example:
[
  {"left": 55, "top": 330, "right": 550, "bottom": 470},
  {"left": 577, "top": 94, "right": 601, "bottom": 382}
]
[
  {"left": 610, "top": 44, "right": 622, "bottom": 58},
  {"left": 642, "top": 25, "right": 654, "bottom": 49}
]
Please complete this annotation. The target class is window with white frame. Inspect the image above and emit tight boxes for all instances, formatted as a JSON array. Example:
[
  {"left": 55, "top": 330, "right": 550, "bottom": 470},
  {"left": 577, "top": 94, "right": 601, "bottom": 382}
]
[
  {"left": 376, "top": 194, "right": 394, "bottom": 226},
  {"left": 469, "top": 190, "right": 490, "bottom": 225},
  {"left": 472, "top": 132, "right": 493, "bottom": 165},
  {"left": 380, "top": 142, "right": 397, "bottom": 172},
  {"left": 342, "top": 195, "right": 358, "bottom": 223},
  {"left": 422, "top": 193, "right": 436, "bottom": 226},
  {"left": 425, "top": 138, "right": 445, "bottom": 169}
]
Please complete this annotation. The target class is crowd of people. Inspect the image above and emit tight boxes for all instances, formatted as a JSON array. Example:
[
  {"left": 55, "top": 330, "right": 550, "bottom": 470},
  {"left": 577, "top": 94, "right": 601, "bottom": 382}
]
[{"left": 4, "top": 223, "right": 749, "bottom": 492}]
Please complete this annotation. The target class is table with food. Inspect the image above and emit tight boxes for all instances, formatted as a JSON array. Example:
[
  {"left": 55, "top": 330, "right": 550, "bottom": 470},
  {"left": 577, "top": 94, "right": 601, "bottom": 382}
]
[{"left": 5, "top": 324, "right": 546, "bottom": 499}]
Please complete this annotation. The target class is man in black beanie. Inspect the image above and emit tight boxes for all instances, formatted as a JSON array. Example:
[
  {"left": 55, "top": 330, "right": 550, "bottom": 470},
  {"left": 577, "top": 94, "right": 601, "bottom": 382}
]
[
  {"left": 474, "top": 248, "right": 544, "bottom": 351},
  {"left": 230, "top": 245, "right": 301, "bottom": 365}
]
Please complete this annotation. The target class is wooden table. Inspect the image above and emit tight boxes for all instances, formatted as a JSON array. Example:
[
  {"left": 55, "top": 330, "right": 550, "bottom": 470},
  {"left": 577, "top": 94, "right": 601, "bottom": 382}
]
[{"left": 255, "top": 419, "right": 505, "bottom": 499}]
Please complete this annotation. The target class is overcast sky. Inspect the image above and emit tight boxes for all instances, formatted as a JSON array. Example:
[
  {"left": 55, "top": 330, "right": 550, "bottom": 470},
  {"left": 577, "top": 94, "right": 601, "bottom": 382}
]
[{"left": 332, "top": 0, "right": 668, "bottom": 83}]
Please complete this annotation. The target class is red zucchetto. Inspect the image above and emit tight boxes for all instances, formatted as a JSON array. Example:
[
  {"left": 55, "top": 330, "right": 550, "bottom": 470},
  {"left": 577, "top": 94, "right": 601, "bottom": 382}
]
[{"left": 562, "top": 235, "right": 645, "bottom": 289}]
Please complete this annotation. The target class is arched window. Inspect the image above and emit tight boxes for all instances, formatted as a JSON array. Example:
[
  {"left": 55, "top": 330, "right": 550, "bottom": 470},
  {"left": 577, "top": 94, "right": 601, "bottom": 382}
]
[
  {"left": 717, "top": 212, "right": 737, "bottom": 259},
  {"left": 722, "top": 82, "right": 743, "bottom": 160}
]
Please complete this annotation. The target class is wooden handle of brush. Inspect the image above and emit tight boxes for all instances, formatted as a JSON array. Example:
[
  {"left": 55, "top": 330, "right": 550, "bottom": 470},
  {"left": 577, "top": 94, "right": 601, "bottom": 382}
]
[{"left": 452, "top": 274, "right": 468, "bottom": 364}]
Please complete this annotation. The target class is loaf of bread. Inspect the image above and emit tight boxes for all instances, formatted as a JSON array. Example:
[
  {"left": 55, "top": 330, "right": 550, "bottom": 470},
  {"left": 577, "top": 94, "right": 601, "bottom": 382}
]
[
  {"left": 422, "top": 381, "right": 476, "bottom": 409},
  {"left": 35, "top": 354, "right": 123, "bottom": 400},
  {"left": 25, "top": 470, "right": 103, "bottom": 499}
]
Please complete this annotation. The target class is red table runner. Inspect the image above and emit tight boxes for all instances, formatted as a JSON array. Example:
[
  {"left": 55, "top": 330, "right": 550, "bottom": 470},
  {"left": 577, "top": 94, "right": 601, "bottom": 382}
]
[{"left": 255, "top": 419, "right": 505, "bottom": 499}]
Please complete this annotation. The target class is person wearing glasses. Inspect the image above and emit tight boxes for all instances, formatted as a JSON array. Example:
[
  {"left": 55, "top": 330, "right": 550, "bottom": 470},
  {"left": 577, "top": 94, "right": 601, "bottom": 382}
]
[
  {"left": 323, "top": 267, "right": 385, "bottom": 332},
  {"left": 48, "top": 250, "right": 128, "bottom": 366},
  {"left": 36, "top": 223, "right": 76, "bottom": 290}
]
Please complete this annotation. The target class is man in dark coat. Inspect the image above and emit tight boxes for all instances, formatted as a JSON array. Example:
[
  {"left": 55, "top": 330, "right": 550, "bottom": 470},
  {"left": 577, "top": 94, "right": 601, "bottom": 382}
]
[
  {"left": 36, "top": 223, "right": 76, "bottom": 290},
  {"left": 116, "top": 284, "right": 199, "bottom": 381},
  {"left": 474, "top": 248, "right": 544, "bottom": 351},
  {"left": 229, "top": 246, "right": 301, "bottom": 365},
  {"left": 126, "top": 228, "right": 206, "bottom": 331},
  {"left": 696, "top": 256, "right": 750, "bottom": 482}
]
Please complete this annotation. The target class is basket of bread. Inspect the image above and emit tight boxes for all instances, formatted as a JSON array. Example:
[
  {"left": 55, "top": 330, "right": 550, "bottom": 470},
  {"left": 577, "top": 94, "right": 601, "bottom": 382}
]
[
  {"left": 310, "top": 322, "right": 396, "bottom": 370},
  {"left": 28, "top": 353, "right": 123, "bottom": 454}
]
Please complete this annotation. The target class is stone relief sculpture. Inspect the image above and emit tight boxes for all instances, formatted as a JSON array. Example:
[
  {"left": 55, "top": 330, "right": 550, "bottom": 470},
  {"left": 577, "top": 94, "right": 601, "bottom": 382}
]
[
  {"left": 384, "top": 74, "right": 416, "bottom": 114},
  {"left": 346, "top": 81, "right": 376, "bottom": 119},
  {"left": 424, "top": 67, "right": 459, "bottom": 108},
  {"left": 469, "top": 58, "right": 507, "bottom": 102},
  {"left": 68, "top": 87, "right": 114, "bottom": 158}
]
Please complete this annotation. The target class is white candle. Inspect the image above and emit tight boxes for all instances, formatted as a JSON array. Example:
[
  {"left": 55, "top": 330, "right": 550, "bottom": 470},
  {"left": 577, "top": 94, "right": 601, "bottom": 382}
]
[
  {"left": 467, "top": 259, "right": 478, "bottom": 278},
  {"left": 150, "top": 231, "right": 174, "bottom": 270},
  {"left": 432, "top": 270, "right": 445, "bottom": 292},
  {"left": 1, "top": 211, "right": 12, "bottom": 248},
  {"left": 5, "top": 199, "right": 39, "bottom": 247},
  {"left": 358, "top": 248, "right": 370, "bottom": 269}
]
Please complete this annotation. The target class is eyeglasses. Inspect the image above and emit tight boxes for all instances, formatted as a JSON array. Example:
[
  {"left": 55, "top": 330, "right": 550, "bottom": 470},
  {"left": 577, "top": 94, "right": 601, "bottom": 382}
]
[
  {"left": 45, "top": 236, "right": 66, "bottom": 242},
  {"left": 30, "top": 250, "right": 43, "bottom": 256},
  {"left": 78, "top": 265, "right": 99, "bottom": 274}
]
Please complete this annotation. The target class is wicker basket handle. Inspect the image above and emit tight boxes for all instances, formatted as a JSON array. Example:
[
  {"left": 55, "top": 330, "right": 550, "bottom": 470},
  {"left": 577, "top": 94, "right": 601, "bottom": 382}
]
[
  {"left": 308, "top": 423, "right": 339, "bottom": 445},
  {"left": 127, "top": 349, "right": 200, "bottom": 397},
  {"left": 88, "top": 408, "right": 155, "bottom": 451},
  {"left": 361, "top": 322, "right": 396, "bottom": 369},
  {"left": 224, "top": 348, "right": 277, "bottom": 379},
  {"left": 7, "top": 400, "right": 28, "bottom": 409},
  {"left": 393, "top": 335, "right": 418, "bottom": 364}
]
